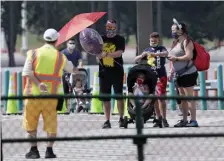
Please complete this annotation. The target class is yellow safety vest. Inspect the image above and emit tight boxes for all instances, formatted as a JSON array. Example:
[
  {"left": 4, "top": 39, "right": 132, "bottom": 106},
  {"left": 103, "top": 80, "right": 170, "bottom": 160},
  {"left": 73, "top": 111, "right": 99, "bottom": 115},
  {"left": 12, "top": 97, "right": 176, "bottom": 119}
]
[{"left": 24, "top": 44, "right": 66, "bottom": 95}]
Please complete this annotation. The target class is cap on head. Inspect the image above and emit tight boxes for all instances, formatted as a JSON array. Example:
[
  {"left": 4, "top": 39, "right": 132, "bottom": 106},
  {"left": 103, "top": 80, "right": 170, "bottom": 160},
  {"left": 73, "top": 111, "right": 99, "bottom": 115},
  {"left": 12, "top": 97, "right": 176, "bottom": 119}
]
[{"left": 43, "top": 28, "right": 59, "bottom": 42}]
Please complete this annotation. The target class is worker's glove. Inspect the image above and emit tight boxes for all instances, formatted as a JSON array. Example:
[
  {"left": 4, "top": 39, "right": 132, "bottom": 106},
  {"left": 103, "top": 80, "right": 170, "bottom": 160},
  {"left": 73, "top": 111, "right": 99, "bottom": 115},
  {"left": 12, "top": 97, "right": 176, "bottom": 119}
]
[{"left": 38, "top": 82, "right": 48, "bottom": 94}]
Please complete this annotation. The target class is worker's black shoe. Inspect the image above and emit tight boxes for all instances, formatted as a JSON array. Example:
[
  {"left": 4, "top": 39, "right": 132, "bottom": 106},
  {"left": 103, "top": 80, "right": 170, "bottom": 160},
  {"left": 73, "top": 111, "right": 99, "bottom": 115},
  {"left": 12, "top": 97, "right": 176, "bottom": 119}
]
[
  {"left": 102, "top": 120, "right": 111, "bottom": 129},
  {"left": 25, "top": 147, "right": 40, "bottom": 159},
  {"left": 45, "top": 147, "right": 57, "bottom": 158}
]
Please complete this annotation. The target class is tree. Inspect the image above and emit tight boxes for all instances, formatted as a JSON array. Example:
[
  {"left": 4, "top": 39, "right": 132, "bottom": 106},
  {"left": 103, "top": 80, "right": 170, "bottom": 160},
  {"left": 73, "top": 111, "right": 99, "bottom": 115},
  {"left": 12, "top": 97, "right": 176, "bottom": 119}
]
[{"left": 1, "top": 1, "right": 22, "bottom": 67}]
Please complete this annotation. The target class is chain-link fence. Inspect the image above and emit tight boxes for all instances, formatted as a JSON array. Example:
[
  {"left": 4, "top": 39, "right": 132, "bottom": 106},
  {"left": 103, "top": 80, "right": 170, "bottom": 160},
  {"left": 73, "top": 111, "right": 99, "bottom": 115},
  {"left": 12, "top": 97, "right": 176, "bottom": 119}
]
[{"left": 1, "top": 95, "right": 224, "bottom": 161}]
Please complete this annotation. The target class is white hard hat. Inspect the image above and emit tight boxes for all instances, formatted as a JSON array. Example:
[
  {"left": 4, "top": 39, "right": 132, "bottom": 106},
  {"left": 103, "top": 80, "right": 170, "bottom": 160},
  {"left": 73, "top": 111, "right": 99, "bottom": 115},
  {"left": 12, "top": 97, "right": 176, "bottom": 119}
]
[{"left": 43, "top": 28, "right": 59, "bottom": 42}]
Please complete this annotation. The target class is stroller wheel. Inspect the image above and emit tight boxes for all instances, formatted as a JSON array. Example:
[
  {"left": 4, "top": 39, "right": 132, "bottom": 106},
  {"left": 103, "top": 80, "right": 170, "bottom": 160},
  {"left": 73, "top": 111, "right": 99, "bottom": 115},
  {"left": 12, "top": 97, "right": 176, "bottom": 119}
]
[
  {"left": 128, "top": 118, "right": 135, "bottom": 124},
  {"left": 70, "top": 109, "right": 74, "bottom": 113},
  {"left": 77, "top": 106, "right": 84, "bottom": 113},
  {"left": 123, "top": 116, "right": 128, "bottom": 129}
]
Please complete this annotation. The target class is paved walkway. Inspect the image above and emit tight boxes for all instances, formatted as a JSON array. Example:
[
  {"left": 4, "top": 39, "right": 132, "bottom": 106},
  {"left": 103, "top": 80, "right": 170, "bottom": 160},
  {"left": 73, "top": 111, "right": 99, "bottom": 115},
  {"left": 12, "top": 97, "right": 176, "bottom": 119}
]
[{"left": 2, "top": 110, "right": 224, "bottom": 161}]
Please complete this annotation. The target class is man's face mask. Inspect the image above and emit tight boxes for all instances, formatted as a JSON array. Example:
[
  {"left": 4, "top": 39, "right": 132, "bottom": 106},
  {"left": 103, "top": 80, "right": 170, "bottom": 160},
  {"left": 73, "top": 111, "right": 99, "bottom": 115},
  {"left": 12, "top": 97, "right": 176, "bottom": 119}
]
[
  {"left": 106, "top": 24, "right": 117, "bottom": 37},
  {"left": 67, "top": 42, "right": 76, "bottom": 50},
  {"left": 150, "top": 38, "right": 159, "bottom": 47}
]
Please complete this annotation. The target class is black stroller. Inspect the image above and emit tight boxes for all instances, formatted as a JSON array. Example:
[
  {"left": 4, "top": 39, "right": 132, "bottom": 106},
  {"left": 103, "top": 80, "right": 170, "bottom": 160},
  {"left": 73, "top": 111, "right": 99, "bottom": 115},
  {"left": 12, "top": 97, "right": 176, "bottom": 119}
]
[
  {"left": 65, "top": 68, "right": 92, "bottom": 113},
  {"left": 123, "top": 64, "right": 158, "bottom": 128}
]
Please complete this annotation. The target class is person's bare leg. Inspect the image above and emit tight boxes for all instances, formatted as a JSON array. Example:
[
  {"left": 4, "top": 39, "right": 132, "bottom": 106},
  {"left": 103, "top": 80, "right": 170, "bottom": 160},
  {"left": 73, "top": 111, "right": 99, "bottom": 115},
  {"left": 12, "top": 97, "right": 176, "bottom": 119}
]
[
  {"left": 154, "top": 100, "right": 162, "bottom": 118},
  {"left": 183, "top": 87, "right": 196, "bottom": 121},
  {"left": 47, "top": 133, "right": 56, "bottom": 147},
  {"left": 158, "top": 99, "right": 166, "bottom": 119},
  {"left": 178, "top": 87, "right": 188, "bottom": 122},
  {"left": 27, "top": 131, "right": 37, "bottom": 147},
  {"left": 25, "top": 130, "right": 40, "bottom": 159},
  {"left": 103, "top": 101, "right": 111, "bottom": 121},
  {"left": 117, "top": 99, "right": 124, "bottom": 118}
]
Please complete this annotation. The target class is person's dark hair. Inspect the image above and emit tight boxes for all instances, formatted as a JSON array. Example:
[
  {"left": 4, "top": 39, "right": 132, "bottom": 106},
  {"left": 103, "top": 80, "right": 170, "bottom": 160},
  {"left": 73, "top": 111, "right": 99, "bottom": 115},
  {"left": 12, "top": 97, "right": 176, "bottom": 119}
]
[
  {"left": 68, "top": 38, "right": 75, "bottom": 43},
  {"left": 107, "top": 19, "right": 117, "bottom": 24},
  {"left": 171, "top": 22, "right": 192, "bottom": 49},
  {"left": 150, "top": 32, "right": 160, "bottom": 38},
  {"left": 45, "top": 40, "right": 57, "bottom": 45}
]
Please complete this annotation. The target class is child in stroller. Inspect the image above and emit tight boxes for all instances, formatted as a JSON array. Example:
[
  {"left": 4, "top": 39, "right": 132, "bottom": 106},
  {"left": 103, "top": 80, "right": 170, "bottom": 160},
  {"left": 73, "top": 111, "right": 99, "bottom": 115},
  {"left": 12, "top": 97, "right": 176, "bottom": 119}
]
[
  {"left": 69, "top": 69, "right": 92, "bottom": 113},
  {"left": 123, "top": 64, "right": 158, "bottom": 128}
]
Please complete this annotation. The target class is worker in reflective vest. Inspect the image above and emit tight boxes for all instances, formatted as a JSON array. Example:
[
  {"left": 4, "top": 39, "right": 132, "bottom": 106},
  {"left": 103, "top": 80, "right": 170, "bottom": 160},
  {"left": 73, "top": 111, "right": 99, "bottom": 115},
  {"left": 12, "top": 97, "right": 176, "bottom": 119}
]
[{"left": 22, "top": 28, "right": 73, "bottom": 159}]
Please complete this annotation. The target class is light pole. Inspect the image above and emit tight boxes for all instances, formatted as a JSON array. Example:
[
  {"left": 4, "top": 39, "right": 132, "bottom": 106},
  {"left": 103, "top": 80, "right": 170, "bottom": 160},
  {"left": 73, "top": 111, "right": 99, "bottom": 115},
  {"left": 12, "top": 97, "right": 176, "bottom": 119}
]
[
  {"left": 21, "top": 1, "right": 28, "bottom": 53},
  {"left": 136, "top": 1, "right": 153, "bottom": 55}
]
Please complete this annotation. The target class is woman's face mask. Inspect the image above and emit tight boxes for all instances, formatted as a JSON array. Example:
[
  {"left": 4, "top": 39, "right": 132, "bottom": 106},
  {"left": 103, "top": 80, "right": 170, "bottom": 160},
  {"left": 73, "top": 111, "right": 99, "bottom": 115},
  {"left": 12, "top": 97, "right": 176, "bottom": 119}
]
[
  {"left": 67, "top": 42, "right": 76, "bottom": 50},
  {"left": 106, "top": 24, "right": 117, "bottom": 37},
  {"left": 171, "top": 25, "right": 182, "bottom": 39}
]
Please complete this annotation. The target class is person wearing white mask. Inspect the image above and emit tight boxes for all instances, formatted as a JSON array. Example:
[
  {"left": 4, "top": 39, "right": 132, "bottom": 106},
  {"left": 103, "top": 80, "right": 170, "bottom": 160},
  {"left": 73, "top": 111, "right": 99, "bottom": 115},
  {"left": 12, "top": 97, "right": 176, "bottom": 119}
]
[
  {"left": 135, "top": 32, "right": 169, "bottom": 128},
  {"left": 61, "top": 38, "right": 83, "bottom": 107}
]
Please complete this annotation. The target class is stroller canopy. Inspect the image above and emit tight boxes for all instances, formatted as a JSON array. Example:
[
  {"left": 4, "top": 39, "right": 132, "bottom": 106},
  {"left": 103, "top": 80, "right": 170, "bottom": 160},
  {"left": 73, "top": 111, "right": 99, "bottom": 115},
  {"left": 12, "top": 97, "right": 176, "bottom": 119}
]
[{"left": 127, "top": 64, "right": 158, "bottom": 94}]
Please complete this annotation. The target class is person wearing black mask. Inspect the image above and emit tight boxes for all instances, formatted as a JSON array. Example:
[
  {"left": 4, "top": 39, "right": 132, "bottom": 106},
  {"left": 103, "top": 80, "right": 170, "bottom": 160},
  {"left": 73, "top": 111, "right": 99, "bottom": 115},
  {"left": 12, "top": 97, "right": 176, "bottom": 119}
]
[
  {"left": 135, "top": 32, "right": 169, "bottom": 128},
  {"left": 168, "top": 18, "right": 198, "bottom": 127}
]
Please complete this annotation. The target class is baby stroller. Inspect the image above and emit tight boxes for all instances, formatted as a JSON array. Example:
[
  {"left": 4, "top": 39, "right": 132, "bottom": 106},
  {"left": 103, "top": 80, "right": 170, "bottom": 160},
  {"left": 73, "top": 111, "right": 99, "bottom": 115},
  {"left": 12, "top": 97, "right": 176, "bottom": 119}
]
[
  {"left": 68, "top": 68, "right": 92, "bottom": 113},
  {"left": 123, "top": 64, "right": 158, "bottom": 128}
]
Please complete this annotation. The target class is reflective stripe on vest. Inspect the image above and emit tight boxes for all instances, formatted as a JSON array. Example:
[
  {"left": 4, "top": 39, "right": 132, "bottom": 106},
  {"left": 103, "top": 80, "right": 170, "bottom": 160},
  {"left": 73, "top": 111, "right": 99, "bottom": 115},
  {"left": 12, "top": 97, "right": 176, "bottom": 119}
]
[{"left": 26, "top": 49, "right": 64, "bottom": 95}]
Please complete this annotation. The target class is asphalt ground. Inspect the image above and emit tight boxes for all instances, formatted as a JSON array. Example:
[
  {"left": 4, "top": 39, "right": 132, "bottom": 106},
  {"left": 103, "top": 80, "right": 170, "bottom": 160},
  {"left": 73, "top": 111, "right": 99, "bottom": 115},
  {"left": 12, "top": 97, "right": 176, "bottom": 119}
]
[{"left": 1, "top": 110, "right": 224, "bottom": 161}]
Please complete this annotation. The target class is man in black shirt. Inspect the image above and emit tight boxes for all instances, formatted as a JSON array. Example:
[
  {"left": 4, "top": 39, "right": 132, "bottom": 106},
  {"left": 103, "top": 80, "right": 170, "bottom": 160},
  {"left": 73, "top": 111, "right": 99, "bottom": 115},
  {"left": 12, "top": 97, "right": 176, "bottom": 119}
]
[{"left": 97, "top": 19, "right": 126, "bottom": 128}]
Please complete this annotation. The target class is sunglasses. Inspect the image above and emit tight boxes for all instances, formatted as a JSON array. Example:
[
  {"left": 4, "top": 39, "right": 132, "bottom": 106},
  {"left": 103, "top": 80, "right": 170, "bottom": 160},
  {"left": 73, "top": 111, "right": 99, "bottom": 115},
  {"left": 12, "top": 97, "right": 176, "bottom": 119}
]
[
  {"left": 69, "top": 43, "right": 75, "bottom": 45},
  {"left": 106, "top": 25, "right": 116, "bottom": 30}
]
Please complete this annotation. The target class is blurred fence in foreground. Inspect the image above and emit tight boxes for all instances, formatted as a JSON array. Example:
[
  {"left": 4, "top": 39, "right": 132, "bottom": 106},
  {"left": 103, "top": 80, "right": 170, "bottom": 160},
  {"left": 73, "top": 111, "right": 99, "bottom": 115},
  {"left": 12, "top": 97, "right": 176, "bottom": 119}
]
[{"left": 1, "top": 95, "right": 224, "bottom": 161}]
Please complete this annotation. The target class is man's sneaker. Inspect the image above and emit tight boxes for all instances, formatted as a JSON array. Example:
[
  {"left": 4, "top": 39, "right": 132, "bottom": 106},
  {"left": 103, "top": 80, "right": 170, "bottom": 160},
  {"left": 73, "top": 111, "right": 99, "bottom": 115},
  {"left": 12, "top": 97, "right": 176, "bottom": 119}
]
[
  {"left": 45, "top": 147, "right": 57, "bottom": 158},
  {"left": 162, "top": 119, "right": 169, "bottom": 127},
  {"left": 186, "top": 120, "right": 199, "bottom": 127},
  {"left": 25, "top": 149, "right": 40, "bottom": 159},
  {"left": 174, "top": 120, "right": 188, "bottom": 127},
  {"left": 153, "top": 118, "right": 163, "bottom": 128},
  {"left": 119, "top": 118, "right": 125, "bottom": 128},
  {"left": 102, "top": 120, "right": 111, "bottom": 129}
]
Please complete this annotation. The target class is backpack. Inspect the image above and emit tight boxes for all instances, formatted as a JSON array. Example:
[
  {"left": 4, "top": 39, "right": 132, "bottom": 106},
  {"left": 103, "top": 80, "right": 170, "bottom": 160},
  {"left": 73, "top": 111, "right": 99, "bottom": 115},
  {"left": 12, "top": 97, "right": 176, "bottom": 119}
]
[{"left": 181, "top": 40, "right": 210, "bottom": 71}]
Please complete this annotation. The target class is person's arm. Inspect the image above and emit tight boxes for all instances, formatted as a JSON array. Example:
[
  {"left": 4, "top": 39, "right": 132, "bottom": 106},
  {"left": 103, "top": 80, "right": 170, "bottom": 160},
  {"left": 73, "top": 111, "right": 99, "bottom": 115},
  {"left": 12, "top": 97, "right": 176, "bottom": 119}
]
[
  {"left": 135, "top": 52, "right": 147, "bottom": 63},
  {"left": 176, "top": 40, "right": 194, "bottom": 61},
  {"left": 107, "top": 36, "right": 125, "bottom": 58},
  {"left": 22, "top": 54, "right": 48, "bottom": 92},
  {"left": 63, "top": 59, "right": 74, "bottom": 73},
  {"left": 77, "top": 51, "right": 83, "bottom": 68},
  {"left": 168, "top": 40, "right": 194, "bottom": 62},
  {"left": 155, "top": 47, "right": 168, "bottom": 57},
  {"left": 22, "top": 57, "right": 41, "bottom": 87},
  {"left": 78, "top": 59, "right": 83, "bottom": 68}
]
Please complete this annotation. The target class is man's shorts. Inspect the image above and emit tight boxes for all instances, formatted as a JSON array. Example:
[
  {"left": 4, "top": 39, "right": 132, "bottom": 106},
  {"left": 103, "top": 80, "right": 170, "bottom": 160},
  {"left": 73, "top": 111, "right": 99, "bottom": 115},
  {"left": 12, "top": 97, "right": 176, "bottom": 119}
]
[
  {"left": 23, "top": 99, "right": 58, "bottom": 134},
  {"left": 156, "top": 76, "right": 167, "bottom": 96},
  {"left": 99, "top": 71, "right": 124, "bottom": 102}
]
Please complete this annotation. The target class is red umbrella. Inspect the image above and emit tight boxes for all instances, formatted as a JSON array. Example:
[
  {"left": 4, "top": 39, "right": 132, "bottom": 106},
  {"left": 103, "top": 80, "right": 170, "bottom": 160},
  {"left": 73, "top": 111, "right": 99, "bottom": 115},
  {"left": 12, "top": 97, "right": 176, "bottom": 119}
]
[{"left": 56, "top": 12, "right": 107, "bottom": 47}]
